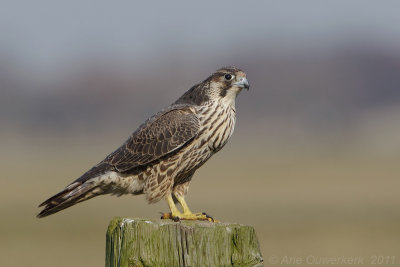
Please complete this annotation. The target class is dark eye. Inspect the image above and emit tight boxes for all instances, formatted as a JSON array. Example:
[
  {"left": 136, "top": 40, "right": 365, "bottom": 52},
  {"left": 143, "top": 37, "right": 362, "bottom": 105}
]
[{"left": 224, "top": 74, "right": 233, "bottom": 80}]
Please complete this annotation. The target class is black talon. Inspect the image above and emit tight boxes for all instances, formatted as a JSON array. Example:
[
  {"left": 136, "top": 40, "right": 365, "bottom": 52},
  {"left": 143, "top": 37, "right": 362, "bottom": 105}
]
[
  {"left": 202, "top": 212, "right": 213, "bottom": 218},
  {"left": 205, "top": 214, "right": 214, "bottom": 222},
  {"left": 172, "top": 216, "right": 181, "bottom": 222}
]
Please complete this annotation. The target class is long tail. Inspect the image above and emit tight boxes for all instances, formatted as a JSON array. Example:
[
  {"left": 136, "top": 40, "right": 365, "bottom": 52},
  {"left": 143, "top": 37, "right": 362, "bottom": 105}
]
[
  {"left": 37, "top": 181, "right": 103, "bottom": 218},
  {"left": 37, "top": 163, "right": 111, "bottom": 218}
]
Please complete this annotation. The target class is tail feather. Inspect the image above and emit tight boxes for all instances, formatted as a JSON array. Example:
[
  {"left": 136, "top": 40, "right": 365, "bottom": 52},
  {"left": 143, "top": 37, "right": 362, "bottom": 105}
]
[
  {"left": 38, "top": 182, "right": 80, "bottom": 207},
  {"left": 37, "top": 181, "right": 102, "bottom": 218},
  {"left": 37, "top": 162, "right": 111, "bottom": 218}
]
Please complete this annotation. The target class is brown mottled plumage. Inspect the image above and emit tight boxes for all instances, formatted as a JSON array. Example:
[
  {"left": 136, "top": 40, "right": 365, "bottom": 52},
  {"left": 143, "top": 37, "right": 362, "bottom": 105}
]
[{"left": 37, "top": 67, "right": 249, "bottom": 220}]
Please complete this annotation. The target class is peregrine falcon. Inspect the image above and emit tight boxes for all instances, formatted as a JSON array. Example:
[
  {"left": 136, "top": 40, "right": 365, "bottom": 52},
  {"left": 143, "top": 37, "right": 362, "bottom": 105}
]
[{"left": 37, "top": 67, "right": 249, "bottom": 221}]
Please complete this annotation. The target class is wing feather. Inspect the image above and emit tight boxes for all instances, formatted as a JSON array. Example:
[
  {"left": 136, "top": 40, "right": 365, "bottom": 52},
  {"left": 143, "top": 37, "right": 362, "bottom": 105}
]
[{"left": 105, "top": 105, "right": 199, "bottom": 172}]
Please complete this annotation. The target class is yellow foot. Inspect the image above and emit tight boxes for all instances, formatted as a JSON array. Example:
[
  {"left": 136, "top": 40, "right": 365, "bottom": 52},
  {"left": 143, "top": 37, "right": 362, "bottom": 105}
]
[{"left": 161, "top": 212, "right": 216, "bottom": 222}]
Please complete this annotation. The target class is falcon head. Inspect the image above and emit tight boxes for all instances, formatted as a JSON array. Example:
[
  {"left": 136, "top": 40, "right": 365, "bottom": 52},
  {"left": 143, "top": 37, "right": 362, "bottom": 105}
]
[
  {"left": 209, "top": 66, "right": 249, "bottom": 100},
  {"left": 176, "top": 66, "right": 249, "bottom": 106}
]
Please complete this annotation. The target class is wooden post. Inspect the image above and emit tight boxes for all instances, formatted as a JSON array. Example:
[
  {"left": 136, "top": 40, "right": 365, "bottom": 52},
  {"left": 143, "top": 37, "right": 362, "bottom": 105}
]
[{"left": 106, "top": 217, "right": 263, "bottom": 267}]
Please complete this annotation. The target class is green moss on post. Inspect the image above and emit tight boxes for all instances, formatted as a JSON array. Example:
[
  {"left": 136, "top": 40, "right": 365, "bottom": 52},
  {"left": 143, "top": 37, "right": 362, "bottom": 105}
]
[{"left": 105, "top": 218, "right": 263, "bottom": 267}]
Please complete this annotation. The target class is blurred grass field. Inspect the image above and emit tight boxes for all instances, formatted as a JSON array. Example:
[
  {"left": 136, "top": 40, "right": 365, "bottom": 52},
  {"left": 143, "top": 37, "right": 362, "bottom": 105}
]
[{"left": 1, "top": 131, "right": 399, "bottom": 267}]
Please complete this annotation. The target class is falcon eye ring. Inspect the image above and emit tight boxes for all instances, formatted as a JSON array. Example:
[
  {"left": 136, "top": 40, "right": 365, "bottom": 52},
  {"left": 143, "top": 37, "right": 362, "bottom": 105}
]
[{"left": 224, "top": 74, "right": 233, "bottom": 80}]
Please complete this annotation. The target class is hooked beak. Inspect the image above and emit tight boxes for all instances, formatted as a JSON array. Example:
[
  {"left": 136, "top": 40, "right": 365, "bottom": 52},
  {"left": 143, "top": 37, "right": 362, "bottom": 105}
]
[{"left": 234, "top": 77, "right": 250, "bottom": 90}]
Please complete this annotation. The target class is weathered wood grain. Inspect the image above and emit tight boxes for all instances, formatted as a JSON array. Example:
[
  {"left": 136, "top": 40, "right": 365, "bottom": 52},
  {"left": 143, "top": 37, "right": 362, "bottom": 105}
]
[{"left": 106, "top": 217, "right": 263, "bottom": 267}]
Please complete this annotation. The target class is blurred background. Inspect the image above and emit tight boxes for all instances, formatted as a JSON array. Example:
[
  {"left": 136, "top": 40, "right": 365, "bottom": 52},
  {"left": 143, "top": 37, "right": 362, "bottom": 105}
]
[{"left": 1, "top": 1, "right": 400, "bottom": 266}]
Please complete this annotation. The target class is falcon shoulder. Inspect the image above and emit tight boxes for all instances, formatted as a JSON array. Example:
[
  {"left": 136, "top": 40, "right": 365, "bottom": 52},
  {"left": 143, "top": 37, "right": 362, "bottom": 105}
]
[{"left": 104, "top": 104, "right": 200, "bottom": 172}]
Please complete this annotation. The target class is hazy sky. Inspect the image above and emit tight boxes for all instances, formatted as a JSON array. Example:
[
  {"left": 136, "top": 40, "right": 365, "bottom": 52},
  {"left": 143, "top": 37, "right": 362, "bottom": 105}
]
[{"left": 2, "top": 0, "right": 400, "bottom": 69}]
